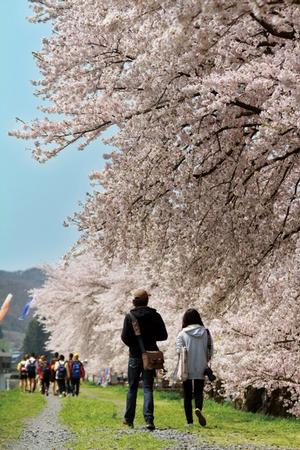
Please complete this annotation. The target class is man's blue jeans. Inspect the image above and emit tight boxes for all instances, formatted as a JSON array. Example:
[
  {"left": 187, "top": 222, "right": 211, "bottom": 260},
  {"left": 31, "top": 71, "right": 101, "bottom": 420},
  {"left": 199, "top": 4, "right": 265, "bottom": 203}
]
[{"left": 124, "top": 356, "right": 155, "bottom": 424}]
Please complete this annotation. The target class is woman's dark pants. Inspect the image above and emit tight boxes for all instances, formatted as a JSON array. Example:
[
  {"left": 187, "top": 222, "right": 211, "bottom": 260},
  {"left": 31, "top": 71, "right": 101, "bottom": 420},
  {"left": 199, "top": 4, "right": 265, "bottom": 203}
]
[{"left": 182, "top": 379, "right": 204, "bottom": 424}]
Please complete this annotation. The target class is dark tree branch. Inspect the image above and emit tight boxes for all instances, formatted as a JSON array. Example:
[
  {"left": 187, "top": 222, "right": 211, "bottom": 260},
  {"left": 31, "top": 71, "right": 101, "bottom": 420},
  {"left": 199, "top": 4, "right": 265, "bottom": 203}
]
[
  {"left": 250, "top": 12, "right": 295, "bottom": 39},
  {"left": 231, "top": 99, "right": 262, "bottom": 114}
]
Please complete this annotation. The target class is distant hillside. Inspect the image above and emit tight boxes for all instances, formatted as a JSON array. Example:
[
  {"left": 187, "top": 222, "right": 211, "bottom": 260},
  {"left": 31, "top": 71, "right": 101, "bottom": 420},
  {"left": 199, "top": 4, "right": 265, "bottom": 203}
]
[{"left": 0, "top": 268, "right": 46, "bottom": 349}]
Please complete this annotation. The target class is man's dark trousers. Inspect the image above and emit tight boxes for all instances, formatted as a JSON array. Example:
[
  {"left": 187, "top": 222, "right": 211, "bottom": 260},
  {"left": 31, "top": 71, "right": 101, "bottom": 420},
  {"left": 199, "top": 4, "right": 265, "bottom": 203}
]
[
  {"left": 124, "top": 357, "right": 155, "bottom": 424},
  {"left": 71, "top": 377, "right": 80, "bottom": 396}
]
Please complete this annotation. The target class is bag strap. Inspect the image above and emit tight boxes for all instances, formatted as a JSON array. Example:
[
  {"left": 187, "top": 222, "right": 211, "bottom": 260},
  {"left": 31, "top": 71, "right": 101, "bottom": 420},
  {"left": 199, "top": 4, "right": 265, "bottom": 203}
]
[
  {"left": 129, "top": 312, "right": 146, "bottom": 353},
  {"left": 171, "top": 353, "right": 180, "bottom": 381},
  {"left": 172, "top": 332, "right": 187, "bottom": 380},
  {"left": 206, "top": 328, "right": 213, "bottom": 362}
]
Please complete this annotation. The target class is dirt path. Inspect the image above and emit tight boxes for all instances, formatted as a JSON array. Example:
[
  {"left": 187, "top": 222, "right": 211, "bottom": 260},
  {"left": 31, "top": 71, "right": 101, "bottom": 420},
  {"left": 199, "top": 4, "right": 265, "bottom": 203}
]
[{"left": 6, "top": 395, "right": 74, "bottom": 450}]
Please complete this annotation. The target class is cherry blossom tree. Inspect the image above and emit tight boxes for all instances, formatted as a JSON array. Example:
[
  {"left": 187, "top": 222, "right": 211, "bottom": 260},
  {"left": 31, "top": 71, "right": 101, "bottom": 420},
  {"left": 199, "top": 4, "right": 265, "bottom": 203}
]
[
  {"left": 32, "top": 253, "right": 175, "bottom": 374},
  {"left": 11, "top": 0, "right": 299, "bottom": 303},
  {"left": 11, "top": 0, "right": 300, "bottom": 414},
  {"left": 212, "top": 244, "right": 300, "bottom": 416},
  {"left": 33, "top": 249, "right": 300, "bottom": 415}
]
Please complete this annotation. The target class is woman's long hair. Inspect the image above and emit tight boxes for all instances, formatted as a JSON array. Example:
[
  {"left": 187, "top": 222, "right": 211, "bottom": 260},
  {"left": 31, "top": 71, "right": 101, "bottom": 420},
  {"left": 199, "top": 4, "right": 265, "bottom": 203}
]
[{"left": 182, "top": 308, "right": 204, "bottom": 329}]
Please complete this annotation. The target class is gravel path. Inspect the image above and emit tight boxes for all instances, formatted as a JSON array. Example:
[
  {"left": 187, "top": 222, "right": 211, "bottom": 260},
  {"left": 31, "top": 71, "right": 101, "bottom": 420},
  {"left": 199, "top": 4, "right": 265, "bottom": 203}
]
[
  {"left": 118, "top": 427, "right": 294, "bottom": 450},
  {"left": 5, "top": 395, "right": 74, "bottom": 450}
]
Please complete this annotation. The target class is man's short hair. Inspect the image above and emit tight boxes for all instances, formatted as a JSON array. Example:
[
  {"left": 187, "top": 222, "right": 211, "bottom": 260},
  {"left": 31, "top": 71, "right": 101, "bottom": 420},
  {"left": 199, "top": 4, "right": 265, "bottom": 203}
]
[{"left": 132, "top": 288, "right": 150, "bottom": 307}]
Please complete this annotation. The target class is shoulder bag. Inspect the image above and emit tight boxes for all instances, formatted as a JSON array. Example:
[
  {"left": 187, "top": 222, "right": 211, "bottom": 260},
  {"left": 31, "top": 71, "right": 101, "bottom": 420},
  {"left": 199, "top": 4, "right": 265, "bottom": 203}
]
[
  {"left": 129, "top": 312, "right": 164, "bottom": 370},
  {"left": 173, "top": 334, "right": 188, "bottom": 382}
]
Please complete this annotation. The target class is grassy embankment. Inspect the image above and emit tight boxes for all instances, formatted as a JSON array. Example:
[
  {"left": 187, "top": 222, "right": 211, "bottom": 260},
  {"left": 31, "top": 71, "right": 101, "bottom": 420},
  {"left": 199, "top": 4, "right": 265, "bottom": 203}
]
[
  {"left": 60, "top": 383, "right": 300, "bottom": 450},
  {"left": 0, "top": 388, "right": 46, "bottom": 447}
]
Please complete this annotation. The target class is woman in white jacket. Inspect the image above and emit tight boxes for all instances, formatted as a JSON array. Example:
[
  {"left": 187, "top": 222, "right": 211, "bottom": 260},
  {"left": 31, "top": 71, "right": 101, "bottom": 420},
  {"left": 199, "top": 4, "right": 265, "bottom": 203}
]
[{"left": 176, "top": 308, "right": 213, "bottom": 426}]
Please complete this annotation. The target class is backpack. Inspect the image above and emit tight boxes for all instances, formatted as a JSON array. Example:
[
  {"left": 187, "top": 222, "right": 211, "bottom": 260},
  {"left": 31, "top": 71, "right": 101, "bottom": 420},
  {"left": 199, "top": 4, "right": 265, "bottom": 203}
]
[
  {"left": 27, "top": 359, "right": 36, "bottom": 377},
  {"left": 56, "top": 362, "right": 67, "bottom": 379},
  {"left": 71, "top": 361, "right": 81, "bottom": 379}
]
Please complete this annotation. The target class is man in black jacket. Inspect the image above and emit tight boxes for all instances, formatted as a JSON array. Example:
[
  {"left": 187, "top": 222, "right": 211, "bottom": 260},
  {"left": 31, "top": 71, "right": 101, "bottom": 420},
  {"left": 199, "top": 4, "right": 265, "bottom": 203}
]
[{"left": 121, "top": 288, "right": 168, "bottom": 430}]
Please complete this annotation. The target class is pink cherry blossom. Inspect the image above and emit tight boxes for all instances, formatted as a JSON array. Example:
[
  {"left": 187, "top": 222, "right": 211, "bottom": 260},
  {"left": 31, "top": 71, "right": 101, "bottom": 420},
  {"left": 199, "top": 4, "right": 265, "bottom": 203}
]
[{"left": 12, "top": 1, "right": 300, "bottom": 415}]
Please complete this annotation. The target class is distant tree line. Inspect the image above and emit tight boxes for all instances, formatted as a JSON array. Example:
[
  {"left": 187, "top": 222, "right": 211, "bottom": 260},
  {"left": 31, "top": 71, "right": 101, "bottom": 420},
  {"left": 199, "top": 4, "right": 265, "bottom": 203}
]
[{"left": 22, "top": 318, "right": 50, "bottom": 357}]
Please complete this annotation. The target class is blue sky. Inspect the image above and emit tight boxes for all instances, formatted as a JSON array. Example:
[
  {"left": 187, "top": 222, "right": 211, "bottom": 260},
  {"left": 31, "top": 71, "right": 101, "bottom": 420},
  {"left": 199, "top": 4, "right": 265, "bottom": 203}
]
[{"left": 0, "top": 1, "right": 107, "bottom": 271}]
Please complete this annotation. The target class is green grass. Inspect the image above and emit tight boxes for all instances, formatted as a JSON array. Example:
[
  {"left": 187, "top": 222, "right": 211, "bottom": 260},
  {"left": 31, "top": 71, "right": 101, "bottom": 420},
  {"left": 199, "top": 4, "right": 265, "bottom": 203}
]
[
  {"left": 60, "top": 383, "right": 300, "bottom": 449},
  {"left": 60, "top": 384, "right": 173, "bottom": 449},
  {"left": 1, "top": 384, "right": 299, "bottom": 449},
  {"left": 200, "top": 399, "right": 300, "bottom": 448},
  {"left": 0, "top": 388, "right": 46, "bottom": 447}
]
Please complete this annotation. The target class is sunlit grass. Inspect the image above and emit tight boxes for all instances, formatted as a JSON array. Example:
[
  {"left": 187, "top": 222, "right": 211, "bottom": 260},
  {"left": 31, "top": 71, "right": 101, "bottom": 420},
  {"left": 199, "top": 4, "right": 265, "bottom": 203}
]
[
  {"left": 60, "top": 383, "right": 300, "bottom": 449},
  {"left": 0, "top": 388, "right": 45, "bottom": 447},
  {"left": 60, "top": 384, "right": 172, "bottom": 449}
]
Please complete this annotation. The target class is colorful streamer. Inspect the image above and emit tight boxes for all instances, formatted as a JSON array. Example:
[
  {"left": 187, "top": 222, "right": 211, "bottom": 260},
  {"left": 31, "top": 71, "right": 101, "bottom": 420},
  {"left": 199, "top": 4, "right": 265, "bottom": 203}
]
[
  {"left": 18, "top": 299, "right": 33, "bottom": 320},
  {"left": 0, "top": 293, "right": 13, "bottom": 321}
]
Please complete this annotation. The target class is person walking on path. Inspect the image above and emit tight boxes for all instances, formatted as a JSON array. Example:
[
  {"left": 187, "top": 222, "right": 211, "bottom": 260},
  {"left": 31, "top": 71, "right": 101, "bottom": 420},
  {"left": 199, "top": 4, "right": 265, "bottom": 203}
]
[
  {"left": 37, "top": 355, "right": 51, "bottom": 396},
  {"left": 50, "top": 352, "right": 59, "bottom": 395},
  {"left": 17, "top": 354, "right": 29, "bottom": 393},
  {"left": 176, "top": 308, "right": 214, "bottom": 427},
  {"left": 66, "top": 353, "right": 74, "bottom": 396},
  {"left": 121, "top": 288, "right": 168, "bottom": 430},
  {"left": 54, "top": 354, "right": 67, "bottom": 397},
  {"left": 25, "top": 353, "right": 38, "bottom": 393},
  {"left": 69, "top": 353, "right": 85, "bottom": 396}
]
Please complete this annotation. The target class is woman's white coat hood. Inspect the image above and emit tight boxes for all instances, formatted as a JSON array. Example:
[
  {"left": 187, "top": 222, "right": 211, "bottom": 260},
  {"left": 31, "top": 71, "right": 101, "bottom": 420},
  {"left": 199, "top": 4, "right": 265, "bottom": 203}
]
[
  {"left": 176, "top": 324, "right": 213, "bottom": 379},
  {"left": 182, "top": 324, "right": 206, "bottom": 337}
]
